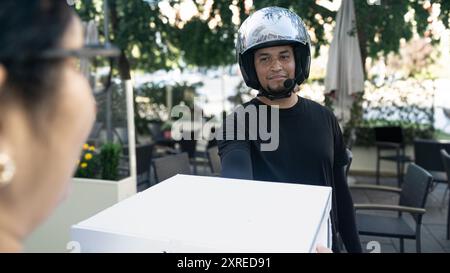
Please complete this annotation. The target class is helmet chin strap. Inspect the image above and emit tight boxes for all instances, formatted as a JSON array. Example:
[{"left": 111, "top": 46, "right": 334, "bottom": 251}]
[{"left": 257, "top": 77, "right": 301, "bottom": 101}]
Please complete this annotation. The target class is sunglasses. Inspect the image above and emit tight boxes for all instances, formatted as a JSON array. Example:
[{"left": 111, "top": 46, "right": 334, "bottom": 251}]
[
  {"left": 40, "top": 44, "right": 121, "bottom": 60},
  {"left": 44, "top": 44, "right": 121, "bottom": 95},
  {"left": 0, "top": 43, "right": 121, "bottom": 94}
]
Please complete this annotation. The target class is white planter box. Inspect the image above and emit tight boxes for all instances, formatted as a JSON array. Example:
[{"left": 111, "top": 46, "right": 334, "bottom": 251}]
[
  {"left": 24, "top": 176, "right": 136, "bottom": 252},
  {"left": 72, "top": 175, "right": 332, "bottom": 253},
  {"left": 350, "top": 145, "right": 414, "bottom": 174}
]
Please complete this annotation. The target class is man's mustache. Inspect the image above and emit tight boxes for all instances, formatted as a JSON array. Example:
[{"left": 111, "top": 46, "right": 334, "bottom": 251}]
[{"left": 267, "top": 74, "right": 288, "bottom": 80}]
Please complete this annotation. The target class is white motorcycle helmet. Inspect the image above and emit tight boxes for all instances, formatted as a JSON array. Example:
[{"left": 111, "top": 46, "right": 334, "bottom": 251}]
[{"left": 236, "top": 6, "right": 311, "bottom": 100}]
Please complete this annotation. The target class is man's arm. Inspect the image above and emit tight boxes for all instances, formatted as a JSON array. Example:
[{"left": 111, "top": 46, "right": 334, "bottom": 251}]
[
  {"left": 333, "top": 165, "right": 363, "bottom": 253},
  {"left": 217, "top": 108, "right": 253, "bottom": 180},
  {"left": 218, "top": 141, "right": 253, "bottom": 180}
]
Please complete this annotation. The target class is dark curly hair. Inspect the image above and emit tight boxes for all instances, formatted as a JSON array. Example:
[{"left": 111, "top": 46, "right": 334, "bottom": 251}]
[{"left": 0, "top": 0, "right": 75, "bottom": 112}]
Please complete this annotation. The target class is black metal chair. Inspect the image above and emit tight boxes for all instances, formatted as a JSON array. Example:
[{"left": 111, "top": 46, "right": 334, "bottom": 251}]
[
  {"left": 152, "top": 152, "right": 192, "bottom": 183},
  {"left": 414, "top": 139, "right": 450, "bottom": 189},
  {"left": 350, "top": 163, "right": 433, "bottom": 253},
  {"left": 178, "top": 139, "right": 198, "bottom": 174},
  {"left": 440, "top": 149, "right": 450, "bottom": 240},
  {"left": 121, "top": 144, "right": 154, "bottom": 187},
  {"left": 374, "top": 126, "right": 412, "bottom": 186},
  {"left": 135, "top": 144, "right": 154, "bottom": 186},
  {"left": 206, "top": 146, "right": 222, "bottom": 176}
]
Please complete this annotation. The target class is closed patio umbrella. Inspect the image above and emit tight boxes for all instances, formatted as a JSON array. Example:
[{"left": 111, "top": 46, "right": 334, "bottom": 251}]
[{"left": 325, "top": 0, "right": 364, "bottom": 123}]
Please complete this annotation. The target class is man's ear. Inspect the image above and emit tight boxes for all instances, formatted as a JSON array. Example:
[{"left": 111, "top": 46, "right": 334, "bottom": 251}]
[{"left": 0, "top": 65, "right": 6, "bottom": 91}]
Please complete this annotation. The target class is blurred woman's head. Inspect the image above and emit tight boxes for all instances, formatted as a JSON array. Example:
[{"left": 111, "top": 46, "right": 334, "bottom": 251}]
[{"left": 0, "top": 0, "right": 96, "bottom": 251}]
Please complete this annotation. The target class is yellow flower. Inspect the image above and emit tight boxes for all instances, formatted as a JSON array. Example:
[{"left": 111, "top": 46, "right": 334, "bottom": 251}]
[
  {"left": 84, "top": 153, "right": 93, "bottom": 160},
  {"left": 89, "top": 146, "right": 95, "bottom": 152},
  {"left": 83, "top": 144, "right": 89, "bottom": 150},
  {"left": 80, "top": 162, "right": 88, "bottom": 169}
]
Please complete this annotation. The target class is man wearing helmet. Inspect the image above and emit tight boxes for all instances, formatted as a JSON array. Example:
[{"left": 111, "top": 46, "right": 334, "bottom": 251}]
[{"left": 217, "top": 7, "right": 362, "bottom": 253}]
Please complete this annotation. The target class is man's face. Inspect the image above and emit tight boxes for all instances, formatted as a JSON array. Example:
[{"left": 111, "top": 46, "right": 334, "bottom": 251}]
[{"left": 254, "top": 45, "right": 295, "bottom": 92}]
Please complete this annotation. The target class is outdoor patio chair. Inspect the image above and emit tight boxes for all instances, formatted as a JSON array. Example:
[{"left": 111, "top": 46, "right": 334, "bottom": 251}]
[
  {"left": 206, "top": 146, "right": 221, "bottom": 176},
  {"left": 374, "top": 126, "right": 412, "bottom": 186},
  {"left": 121, "top": 144, "right": 154, "bottom": 187},
  {"left": 178, "top": 138, "right": 198, "bottom": 174},
  {"left": 350, "top": 163, "right": 433, "bottom": 253},
  {"left": 440, "top": 149, "right": 450, "bottom": 240},
  {"left": 152, "top": 152, "right": 192, "bottom": 183},
  {"left": 135, "top": 144, "right": 154, "bottom": 186}
]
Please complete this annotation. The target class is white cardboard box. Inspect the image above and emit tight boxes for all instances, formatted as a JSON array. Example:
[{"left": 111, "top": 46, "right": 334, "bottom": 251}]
[{"left": 71, "top": 174, "right": 332, "bottom": 253}]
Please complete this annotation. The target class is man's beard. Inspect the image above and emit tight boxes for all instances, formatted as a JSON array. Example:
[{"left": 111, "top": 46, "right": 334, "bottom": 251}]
[{"left": 267, "top": 85, "right": 286, "bottom": 93}]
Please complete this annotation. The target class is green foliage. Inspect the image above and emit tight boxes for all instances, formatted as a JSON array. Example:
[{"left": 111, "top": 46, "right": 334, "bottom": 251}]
[
  {"left": 74, "top": 143, "right": 123, "bottom": 181},
  {"left": 75, "top": 0, "right": 450, "bottom": 71},
  {"left": 136, "top": 81, "right": 201, "bottom": 109},
  {"left": 354, "top": 1, "right": 412, "bottom": 63},
  {"left": 75, "top": 144, "right": 100, "bottom": 179},
  {"left": 99, "top": 143, "right": 122, "bottom": 181},
  {"left": 134, "top": 81, "right": 202, "bottom": 136},
  {"left": 76, "top": 0, "right": 179, "bottom": 72},
  {"left": 173, "top": 20, "right": 236, "bottom": 66}
]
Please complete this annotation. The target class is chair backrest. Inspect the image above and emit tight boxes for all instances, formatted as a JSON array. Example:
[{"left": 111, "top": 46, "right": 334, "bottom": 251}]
[
  {"left": 345, "top": 148, "right": 353, "bottom": 178},
  {"left": 207, "top": 146, "right": 222, "bottom": 174},
  {"left": 135, "top": 144, "right": 154, "bottom": 176},
  {"left": 178, "top": 139, "right": 197, "bottom": 158},
  {"left": 414, "top": 139, "right": 450, "bottom": 173},
  {"left": 121, "top": 144, "right": 154, "bottom": 181},
  {"left": 441, "top": 149, "right": 450, "bottom": 185},
  {"left": 399, "top": 163, "right": 433, "bottom": 221},
  {"left": 374, "top": 126, "right": 404, "bottom": 144},
  {"left": 152, "top": 152, "right": 191, "bottom": 183}
]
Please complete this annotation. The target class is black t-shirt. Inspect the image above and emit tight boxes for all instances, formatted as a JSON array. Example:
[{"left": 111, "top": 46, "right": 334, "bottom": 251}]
[
  {"left": 218, "top": 96, "right": 348, "bottom": 186},
  {"left": 217, "top": 96, "right": 362, "bottom": 253}
]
